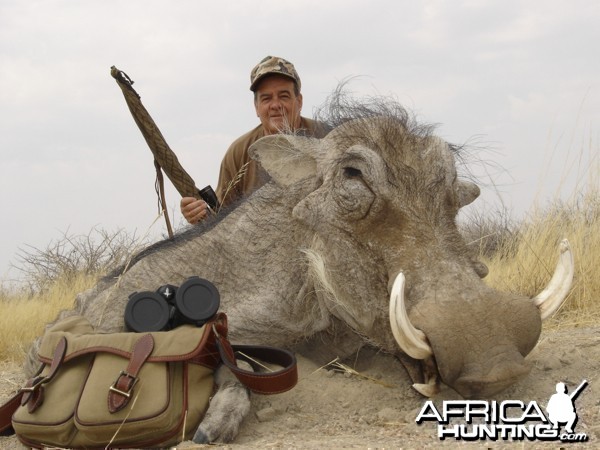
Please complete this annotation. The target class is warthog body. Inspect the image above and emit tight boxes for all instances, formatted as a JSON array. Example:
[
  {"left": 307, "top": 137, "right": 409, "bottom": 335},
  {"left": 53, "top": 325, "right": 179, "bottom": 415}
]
[{"left": 27, "top": 95, "right": 572, "bottom": 443}]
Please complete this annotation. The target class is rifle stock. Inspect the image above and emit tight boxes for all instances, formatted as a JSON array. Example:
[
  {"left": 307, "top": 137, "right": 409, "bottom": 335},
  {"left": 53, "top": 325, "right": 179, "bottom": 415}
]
[{"left": 110, "top": 66, "right": 220, "bottom": 236}]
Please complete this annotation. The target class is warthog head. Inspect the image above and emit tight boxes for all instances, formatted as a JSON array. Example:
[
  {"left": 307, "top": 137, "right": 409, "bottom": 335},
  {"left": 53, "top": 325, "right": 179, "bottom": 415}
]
[{"left": 250, "top": 100, "right": 573, "bottom": 399}]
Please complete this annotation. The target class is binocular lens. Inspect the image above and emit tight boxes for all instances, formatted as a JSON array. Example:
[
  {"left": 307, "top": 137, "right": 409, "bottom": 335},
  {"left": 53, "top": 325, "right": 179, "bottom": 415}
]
[
  {"left": 176, "top": 277, "right": 220, "bottom": 326},
  {"left": 124, "top": 292, "right": 171, "bottom": 332}
]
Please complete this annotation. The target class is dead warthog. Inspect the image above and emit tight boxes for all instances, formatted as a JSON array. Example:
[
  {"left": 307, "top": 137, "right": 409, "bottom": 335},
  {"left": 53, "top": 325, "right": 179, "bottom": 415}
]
[{"left": 26, "top": 94, "right": 573, "bottom": 443}]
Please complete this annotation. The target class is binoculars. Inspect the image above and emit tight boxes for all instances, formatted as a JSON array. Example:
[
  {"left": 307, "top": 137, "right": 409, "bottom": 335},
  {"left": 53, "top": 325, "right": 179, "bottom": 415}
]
[
  {"left": 198, "top": 185, "right": 220, "bottom": 211},
  {"left": 124, "top": 276, "right": 220, "bottom": 332}
]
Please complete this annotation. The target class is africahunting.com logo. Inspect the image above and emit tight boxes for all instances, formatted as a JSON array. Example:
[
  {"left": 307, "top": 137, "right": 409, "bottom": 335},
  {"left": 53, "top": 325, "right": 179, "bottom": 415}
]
[{"left": 415, "top": 380, "right": 589, "bottom": 443}]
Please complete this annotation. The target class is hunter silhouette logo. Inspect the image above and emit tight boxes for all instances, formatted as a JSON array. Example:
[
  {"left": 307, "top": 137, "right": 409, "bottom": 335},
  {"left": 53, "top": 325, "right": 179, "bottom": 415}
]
[
  {"left": 415, "top": 379, "right": 589, "bottom": 443},
  {"left": 546, "top": 380, "right": 588, "bottom": 435}
]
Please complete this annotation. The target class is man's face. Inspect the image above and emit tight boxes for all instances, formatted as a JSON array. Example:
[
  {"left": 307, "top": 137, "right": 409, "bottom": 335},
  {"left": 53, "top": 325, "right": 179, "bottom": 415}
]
[{"left": 254, "top": 75, "right": 303, "bottom": 135}]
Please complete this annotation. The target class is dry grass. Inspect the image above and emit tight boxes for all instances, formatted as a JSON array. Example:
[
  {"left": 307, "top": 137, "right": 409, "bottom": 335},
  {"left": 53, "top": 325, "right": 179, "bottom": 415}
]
[
  {"left": 480, "top": 145, "right": 600, "bottom": 330},
  {"left": 319, "top": 357, "right": 397, "bottom": 388},
  {"left": 0, "top": 273, "right": 98, "bottom": 362},
  {"left": 219, "top": 161, "right": 250, "bottom": 208},
  {"left": 467, "top": 124, "right": 599, "bottom": 330},
  {"left": 482, "top": 192, "right": 600, "bottom": 330}
]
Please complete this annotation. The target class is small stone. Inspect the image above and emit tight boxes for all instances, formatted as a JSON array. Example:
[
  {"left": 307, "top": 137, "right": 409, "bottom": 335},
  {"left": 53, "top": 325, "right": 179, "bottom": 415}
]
[{"left": 255, "top": 406, "right": 277, "bottom": 422}]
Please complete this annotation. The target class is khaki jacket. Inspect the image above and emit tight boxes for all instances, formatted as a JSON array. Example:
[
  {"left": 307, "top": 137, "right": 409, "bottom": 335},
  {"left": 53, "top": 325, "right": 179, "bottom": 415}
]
[{"left": 216, "top": 117, "right": 328, "bottom": 206}]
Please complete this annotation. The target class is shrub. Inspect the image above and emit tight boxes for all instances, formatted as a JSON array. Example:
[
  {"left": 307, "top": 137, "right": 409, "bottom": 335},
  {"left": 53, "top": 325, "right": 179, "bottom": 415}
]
[{"left": 12, "top": 227, "right": 143, "bottom": 294}]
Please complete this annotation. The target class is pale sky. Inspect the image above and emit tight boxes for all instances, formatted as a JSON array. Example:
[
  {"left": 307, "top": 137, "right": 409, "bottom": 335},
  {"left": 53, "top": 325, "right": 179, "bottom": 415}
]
[{"left": 1, "top": 0, "right": 598, "bottom": 283}]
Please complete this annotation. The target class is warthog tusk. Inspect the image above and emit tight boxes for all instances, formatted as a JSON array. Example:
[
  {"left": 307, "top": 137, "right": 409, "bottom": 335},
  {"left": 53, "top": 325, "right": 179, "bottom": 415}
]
[
  {"left": 389, "top": 273, "right": 433, "bottom": 360},
  {"left": 413, "top": 380, "right": 441, "bottom": 398},
  {"left": 533, "top": 239, "right": 575, "bottom": 320},
  {"left": 413, "top": 354, "right": 441, "bottom": 397}
]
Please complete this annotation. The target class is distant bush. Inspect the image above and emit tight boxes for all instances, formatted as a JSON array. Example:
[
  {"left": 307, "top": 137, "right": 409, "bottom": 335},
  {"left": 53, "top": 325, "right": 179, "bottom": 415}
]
[
  {"left": 460, "top": 205, "right": 521, "bottom": 260},
  {"left": 12, "top": 227, "right": 144, "bottom": 294}
]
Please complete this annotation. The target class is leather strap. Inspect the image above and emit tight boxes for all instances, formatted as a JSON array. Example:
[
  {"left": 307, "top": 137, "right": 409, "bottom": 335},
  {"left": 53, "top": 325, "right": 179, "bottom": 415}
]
[
  {"left": 21, "top": 337, "right": 67, "bottom": 413},
  {"left": 0, "top": 337, "right": 68, "bottom": 431},
  {"left": 154, "top": 159, "right": 174, "bottom": 239},
  {"left": 108, "top": 333, "right": 155, "bottom": 413},
  {"left": 0, "top": 392, "right": 22, "bottom": 435},
  {"left": 214, "top": 332, "right": 298, "bottom": 394}
]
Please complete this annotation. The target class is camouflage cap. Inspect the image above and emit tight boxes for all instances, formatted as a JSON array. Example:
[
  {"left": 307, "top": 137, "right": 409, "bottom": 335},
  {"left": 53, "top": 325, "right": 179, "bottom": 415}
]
[{"left": 250, "top": 56, "right": 301, "bottom": 92}]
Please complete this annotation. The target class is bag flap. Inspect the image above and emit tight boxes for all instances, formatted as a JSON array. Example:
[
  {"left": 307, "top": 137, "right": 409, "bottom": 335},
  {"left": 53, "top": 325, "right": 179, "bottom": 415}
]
[{"left": 37, "top": 314, "right": 227, "bottom": 364}]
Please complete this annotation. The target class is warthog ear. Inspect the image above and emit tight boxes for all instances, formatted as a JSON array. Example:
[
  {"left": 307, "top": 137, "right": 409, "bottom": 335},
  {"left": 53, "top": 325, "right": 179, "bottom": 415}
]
[{"left": 249, "top": 135, "right": 319, "bottom": 186}]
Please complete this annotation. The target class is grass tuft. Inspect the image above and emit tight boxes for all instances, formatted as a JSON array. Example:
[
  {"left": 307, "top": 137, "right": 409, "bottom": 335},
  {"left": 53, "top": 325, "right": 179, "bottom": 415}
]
[{"left": 0, "top": 273, "right": 98, "bottom": 362}]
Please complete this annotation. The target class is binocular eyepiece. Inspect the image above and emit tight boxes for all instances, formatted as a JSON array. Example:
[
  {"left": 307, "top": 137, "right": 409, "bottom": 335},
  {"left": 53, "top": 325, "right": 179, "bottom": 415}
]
[{"left": 124, "top": 276, "right": 220, "bottom": 332}]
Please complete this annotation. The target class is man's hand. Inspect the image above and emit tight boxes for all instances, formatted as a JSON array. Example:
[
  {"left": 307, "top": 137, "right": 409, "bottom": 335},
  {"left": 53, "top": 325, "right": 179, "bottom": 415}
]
[{"left": 181, "top": 197, "right": 209, "bottom": 224}]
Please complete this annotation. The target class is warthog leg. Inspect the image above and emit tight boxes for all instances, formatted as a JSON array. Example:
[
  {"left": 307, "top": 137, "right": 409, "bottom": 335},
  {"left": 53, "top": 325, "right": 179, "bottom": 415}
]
[{"left": 193, "top": 362, "right": 252, "bottom": 443}]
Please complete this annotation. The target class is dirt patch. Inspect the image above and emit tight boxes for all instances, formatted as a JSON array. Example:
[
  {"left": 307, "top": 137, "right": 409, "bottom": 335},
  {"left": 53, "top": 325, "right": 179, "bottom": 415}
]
[{"left": 2, "top": 326, "right": 599, "bottom": 449}]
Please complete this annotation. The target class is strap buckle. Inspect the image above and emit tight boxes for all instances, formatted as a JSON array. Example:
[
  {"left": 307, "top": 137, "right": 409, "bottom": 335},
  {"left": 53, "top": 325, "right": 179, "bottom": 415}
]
[
  {"left": 20, "top": 376, "right": 46, "bottom": 393},
  {"left": 109, "top": 371, "right": 139, "bottom": 398}
]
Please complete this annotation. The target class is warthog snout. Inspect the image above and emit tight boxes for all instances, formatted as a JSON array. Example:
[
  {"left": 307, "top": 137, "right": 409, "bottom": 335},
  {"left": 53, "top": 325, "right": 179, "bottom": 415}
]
[{"left": 388, "top": 240, "right": 573, "bottom": 398}]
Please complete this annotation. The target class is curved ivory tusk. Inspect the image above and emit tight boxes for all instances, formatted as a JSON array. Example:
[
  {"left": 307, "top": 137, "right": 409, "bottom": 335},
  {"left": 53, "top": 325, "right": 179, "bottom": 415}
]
[
  {"left": 532, "top": 239, "right": 575, "bottom": 320},
  {"left": 413, "top": 380, "right": 441, "bottom": 398},
  {"left": 389, "top": 273, "right": 433, "bottom": 359}
]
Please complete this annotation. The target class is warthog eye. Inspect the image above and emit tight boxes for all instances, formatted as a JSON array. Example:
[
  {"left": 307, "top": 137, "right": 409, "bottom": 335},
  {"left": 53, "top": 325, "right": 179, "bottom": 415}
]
[{"left": 343, "top": 167, "right": 362, "bottom": 178}]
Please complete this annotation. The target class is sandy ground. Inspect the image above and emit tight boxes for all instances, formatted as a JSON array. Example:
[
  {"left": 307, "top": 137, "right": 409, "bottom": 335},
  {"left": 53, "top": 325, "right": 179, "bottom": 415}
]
[{"left": 1, "top": 325, "right": 599, "bottom": 449}]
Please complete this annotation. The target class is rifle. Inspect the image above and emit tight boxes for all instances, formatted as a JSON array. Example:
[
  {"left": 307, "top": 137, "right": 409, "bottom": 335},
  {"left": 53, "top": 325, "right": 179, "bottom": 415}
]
[
  {"left": 569, "top": 379, "right": 588, "bottom": 401},
  {"left": 110, "top": 66, "right": 219, "bottom": 238}
]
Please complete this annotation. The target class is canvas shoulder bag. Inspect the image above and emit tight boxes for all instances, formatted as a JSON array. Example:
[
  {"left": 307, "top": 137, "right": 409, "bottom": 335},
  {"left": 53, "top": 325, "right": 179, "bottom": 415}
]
[{"left": 0, "top": 313, "right": 297, "bottom": 449}]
